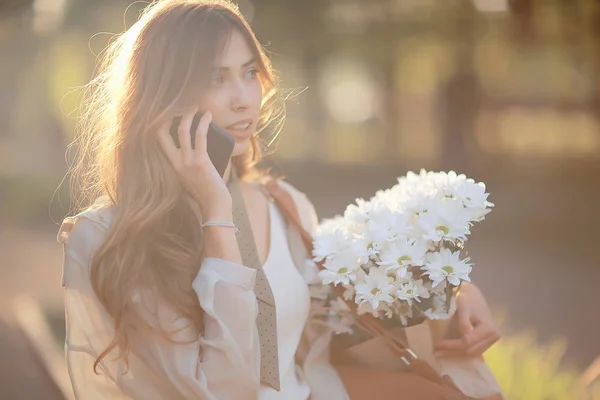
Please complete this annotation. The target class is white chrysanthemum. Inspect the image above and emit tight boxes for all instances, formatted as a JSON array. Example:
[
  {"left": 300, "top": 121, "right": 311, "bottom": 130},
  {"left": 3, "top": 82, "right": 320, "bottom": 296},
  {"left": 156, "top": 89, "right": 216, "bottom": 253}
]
[
  {"left": 416, "top": 199, "right": 472, "bottom": 243},
  {"left": 432, "top": 170, "right": 467, "bottom": 194},
  {"left": 327, "top": 297, "right": 355, "bottom": 334},
  {"left": 313, "top": 169, "right": 491, "bottom": 325},
  {"left": 354, "top": 267, "right": 395, "bottom": 311},
  {"left": 344, "top": 197, "right": 381, "bottom": 225},
  {"left": 400, "top": 197, "right": 441, "bottom": 228},
  {"left": 351, "top": 236, "right": 380, "bottom": 264},
  {"left": 392, "top": 175, "right": 438, "bottom": 209},
  {"left": 449, "top": 180, "right": 494, "bottom": 219},
  {"left": 377, "top": 239, "right": 428, "bottom": 279},
  {"left": 397, "top": 169, "right": 433, "bottom": 191},
  {"left": 371, "top": 188, "right": 397, "bottom": 210},
  {"left": 422, "top": 248, "right": 472, "bottom": 287},
  {"left": 356, "top": 300, "right": 379, "bottom": 317},
  {"left": 319, "top": 250, "right": 361, "bottom": 286},
  {"left": 313, "top": 217, "right": 351, "bottom": 262},
  {"left": 315, "top": 215, "right": 347, "bottom": 235},
  {"left": 386, "top": 264, "right": 410, "bottom": 281},
  {"left": 424, "top": 292, "right": 452, "bottom": 320},
  {"left": 396, "top": 301, "right": 415, "bottom": 326},
  {"left": 429, "top": 278, "right": 447, "bottom": 294},
  {"left": 343, "top": 286, "right": 355, "bottom": 301},
  {"left": 470, "top": 207, "right": 493, "bottom": 223},
  {"left": 424, "top": 308, "right": 450, "bottom": 320},
  {"left": 393, "top": 270, "right": 415, "bottom": 286},
  {"left": 363, "top": 209, "right": 414, "bottom": 248},
  {"left": 396, "top": 279, "right": 430, "bottom": 306}
]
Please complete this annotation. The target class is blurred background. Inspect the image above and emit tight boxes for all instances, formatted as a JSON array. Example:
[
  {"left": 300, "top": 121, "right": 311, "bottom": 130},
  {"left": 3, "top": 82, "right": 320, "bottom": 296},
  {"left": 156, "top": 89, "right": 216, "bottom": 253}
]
[{"left": 0, "top": 0, "right": 599, "bottom": 398}]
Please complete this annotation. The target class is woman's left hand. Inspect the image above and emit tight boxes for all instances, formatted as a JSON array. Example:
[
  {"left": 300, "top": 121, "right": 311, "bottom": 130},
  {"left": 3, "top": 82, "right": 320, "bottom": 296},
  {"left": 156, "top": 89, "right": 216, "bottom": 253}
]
[{"left": 434, "top": 282, "right": 500, "bottom": 357}]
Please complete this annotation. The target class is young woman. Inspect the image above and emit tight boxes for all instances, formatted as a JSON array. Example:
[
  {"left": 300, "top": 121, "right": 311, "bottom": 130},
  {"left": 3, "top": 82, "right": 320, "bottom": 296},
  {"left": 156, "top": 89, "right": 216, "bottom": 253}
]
[{"left": 58, "top": 1, "right": 500, "bottom": 399}]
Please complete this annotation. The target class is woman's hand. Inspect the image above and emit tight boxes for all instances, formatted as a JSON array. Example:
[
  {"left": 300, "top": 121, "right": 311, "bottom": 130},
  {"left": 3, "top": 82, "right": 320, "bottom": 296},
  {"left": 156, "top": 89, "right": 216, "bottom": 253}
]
[
  {"left": 157, "top": 109, "right": 232, "bottom": 220},
  {"left": 434, "top": 282, "right": 500, "bottom": 357}
]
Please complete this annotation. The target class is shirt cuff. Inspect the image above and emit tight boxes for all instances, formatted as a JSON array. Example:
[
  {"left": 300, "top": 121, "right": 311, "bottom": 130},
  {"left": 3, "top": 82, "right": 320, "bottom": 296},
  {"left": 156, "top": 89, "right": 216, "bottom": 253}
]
[{"left": 195, "top": 258, "right": 257, "bottom": 290}]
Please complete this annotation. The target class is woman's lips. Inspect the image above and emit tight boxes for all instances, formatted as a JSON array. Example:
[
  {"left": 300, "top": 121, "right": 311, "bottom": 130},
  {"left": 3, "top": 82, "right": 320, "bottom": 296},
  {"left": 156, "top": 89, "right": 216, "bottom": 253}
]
[{"left": 224, "top": 120, "right": 253, "bottom": 141}]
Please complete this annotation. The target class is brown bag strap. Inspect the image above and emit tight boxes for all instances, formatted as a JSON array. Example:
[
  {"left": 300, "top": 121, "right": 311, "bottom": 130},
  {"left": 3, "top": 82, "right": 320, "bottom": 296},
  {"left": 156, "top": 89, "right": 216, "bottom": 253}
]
[{"left": 262, "top": 178, "right": 315, "bottom": 251}]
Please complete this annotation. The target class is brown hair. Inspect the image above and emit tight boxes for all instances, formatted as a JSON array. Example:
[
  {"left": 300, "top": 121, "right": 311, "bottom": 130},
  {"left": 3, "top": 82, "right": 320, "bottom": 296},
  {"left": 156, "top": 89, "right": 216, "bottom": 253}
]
[{"left": 69, "top": 0, "right": 283, "bottom": 371}]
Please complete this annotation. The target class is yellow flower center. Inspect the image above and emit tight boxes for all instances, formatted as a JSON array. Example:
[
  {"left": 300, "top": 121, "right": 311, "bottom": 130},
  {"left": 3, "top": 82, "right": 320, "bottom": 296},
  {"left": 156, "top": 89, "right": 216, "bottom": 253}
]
[
  {"left": 436, "top": 225, "right": 450, "bottom": 235},
  {"left": 397, "top": 255, "right": 411, "bottom": 264},
  {"left": 442, "top": 266, "right": 454, "bottom": 274}
]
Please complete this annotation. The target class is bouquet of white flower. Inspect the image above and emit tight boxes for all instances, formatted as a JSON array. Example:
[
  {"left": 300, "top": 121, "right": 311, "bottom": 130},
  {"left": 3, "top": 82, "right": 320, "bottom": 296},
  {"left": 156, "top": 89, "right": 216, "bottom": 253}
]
[{"left": 312, "top": 170, "right": 494, "bottom": 343}]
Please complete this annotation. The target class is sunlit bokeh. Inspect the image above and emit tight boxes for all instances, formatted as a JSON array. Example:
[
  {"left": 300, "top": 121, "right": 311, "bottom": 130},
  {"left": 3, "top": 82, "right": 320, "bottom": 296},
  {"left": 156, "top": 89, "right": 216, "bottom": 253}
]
[
  {"left": 320, "top": 56, "right": 378, "bottom": 125},
  {"left": 2, "top": 1, "right": 600, "bottom": 398}
]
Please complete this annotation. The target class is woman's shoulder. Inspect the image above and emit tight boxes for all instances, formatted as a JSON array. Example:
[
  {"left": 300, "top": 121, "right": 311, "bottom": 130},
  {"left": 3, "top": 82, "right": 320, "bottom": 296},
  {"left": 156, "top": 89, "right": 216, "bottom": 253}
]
[
  {"left": 57, "top": 198, "right": 116, "bottom": 286},
  {"left": 57, "top": 197, "right": 116, "bottom": 248},
  {"left": 272, "top": 179, "right": 319, "bottom": 233}
]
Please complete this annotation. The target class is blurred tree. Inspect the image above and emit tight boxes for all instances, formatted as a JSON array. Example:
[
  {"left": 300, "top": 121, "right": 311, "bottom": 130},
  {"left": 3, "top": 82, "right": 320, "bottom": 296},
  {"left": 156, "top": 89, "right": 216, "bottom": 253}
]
[
  {"left": 509, "top": 0, "right": 536, "bottom": 43},
  {"left": 437, "top": 0, "right": 483, "bottom": 171},
  {"left": 252, "top": 0, "right": 331, "bottom": 137},
  {"left": 0, "top": 6, "right": 38, "bottom": 140},
  {"left": 592, "top": 0, "right": 600, "bottom": 121},
  {"left": 0, "top": 0, "right": 34, "bottom": 21}
]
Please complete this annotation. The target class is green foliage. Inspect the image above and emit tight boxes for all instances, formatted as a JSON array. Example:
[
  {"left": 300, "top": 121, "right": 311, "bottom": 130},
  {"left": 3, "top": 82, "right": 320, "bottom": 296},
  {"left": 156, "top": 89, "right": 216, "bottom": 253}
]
[
  {"left": 485, "top": 332, "right": 586, "bottom": 400},
  {"left": 0, "top": 175, "right": 71, "bottom": 225}
]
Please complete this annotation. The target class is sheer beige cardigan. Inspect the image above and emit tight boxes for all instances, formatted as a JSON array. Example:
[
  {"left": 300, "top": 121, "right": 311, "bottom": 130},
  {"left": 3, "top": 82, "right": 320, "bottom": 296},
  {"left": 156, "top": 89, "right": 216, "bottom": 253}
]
[{"left": 58, "top": 181, "right": 349, "bottom": 400}]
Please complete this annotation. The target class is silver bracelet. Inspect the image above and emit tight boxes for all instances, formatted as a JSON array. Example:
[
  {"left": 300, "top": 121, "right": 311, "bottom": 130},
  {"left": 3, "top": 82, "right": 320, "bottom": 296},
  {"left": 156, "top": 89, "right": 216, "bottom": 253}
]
[{"left": 201, "top": 220, "right": 240, "bottom": 233}]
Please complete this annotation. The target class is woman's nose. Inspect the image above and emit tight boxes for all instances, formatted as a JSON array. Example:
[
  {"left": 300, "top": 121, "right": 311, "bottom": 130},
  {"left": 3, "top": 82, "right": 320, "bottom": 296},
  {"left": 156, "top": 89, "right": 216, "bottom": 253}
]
[{"left": 230, "top": 79, "right": 251, "bottom": 111}]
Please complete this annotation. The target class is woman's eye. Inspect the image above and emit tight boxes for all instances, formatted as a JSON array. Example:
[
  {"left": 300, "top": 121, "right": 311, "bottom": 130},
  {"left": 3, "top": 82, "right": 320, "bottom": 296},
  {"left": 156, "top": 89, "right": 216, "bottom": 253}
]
[{"left": 246, "top": 68, "right": 259, "bottom": 79}]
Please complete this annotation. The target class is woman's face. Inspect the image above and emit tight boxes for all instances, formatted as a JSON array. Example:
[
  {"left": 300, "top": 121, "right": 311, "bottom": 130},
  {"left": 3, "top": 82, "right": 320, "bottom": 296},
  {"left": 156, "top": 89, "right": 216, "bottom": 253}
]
[{"left": 199, "top": 29, "right": 263, "bottom": 157}]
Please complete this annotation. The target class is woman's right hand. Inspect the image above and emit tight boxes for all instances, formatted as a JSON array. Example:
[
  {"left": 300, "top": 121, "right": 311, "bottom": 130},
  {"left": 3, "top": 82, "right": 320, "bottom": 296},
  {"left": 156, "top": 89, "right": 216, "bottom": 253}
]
[{"left": 157, "top": 109, "right": 232, "bottom": 220}]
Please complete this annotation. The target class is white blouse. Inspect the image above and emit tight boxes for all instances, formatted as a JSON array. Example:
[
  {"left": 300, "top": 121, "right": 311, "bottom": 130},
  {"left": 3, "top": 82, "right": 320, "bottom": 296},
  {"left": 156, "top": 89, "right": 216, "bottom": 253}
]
[
  {"left": 258, "top": 202, "right": 310, "bottom": 400},
  {"left": 58, "top": 181, "right": 350, "bottom": 400}
]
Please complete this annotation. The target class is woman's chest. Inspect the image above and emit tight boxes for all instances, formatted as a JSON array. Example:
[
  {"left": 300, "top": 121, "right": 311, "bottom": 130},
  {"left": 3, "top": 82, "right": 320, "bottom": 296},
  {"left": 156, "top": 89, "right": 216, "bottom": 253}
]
[{"left": 262, "top": 203, "right": 311, "bottom": 333}]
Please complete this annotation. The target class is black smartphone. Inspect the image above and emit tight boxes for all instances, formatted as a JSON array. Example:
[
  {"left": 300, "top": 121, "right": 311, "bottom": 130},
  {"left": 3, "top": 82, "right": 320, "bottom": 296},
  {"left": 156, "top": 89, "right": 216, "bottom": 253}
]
[{"left": 170, "top": 112, "right": 235, "bottom": 177}]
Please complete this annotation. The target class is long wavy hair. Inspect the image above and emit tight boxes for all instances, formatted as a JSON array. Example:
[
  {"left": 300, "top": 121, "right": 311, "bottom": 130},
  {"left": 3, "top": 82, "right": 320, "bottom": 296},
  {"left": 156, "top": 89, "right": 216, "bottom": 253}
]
[{"left": 69, "top": 0, "right": 284, "bottom": 372}]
